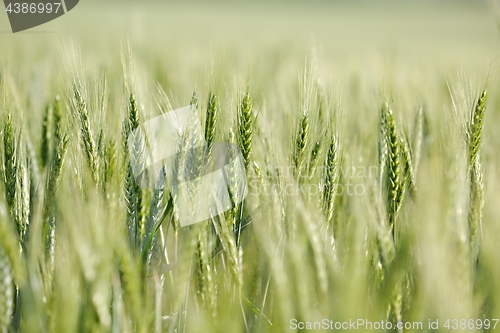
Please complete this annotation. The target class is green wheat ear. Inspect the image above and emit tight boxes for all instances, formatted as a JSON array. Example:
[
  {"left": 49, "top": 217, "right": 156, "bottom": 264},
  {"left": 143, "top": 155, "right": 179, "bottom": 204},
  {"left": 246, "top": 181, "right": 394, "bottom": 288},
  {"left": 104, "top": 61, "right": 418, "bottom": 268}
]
[
  {"left": 401, "top": 132, "right": 416, "bottom": 197},
  {"left": 383, "top": 104, "right": 403, "bottom": 235},
  {"left": 53, "top": 95, "right": 63, "bottom": 158},
  {"left": 40, "top": 104, "right": 52, "bottom": 169},
  {"left": 17, "top": 146, "right": 29, "bottom": 244},
  {"left": 308, "top": 140, "right": 321, "bottom": 178},
  {"left": 322, "top": 135, "right": 339, "bottom": 224},
  {"left": 205, "top": 93, "right": 219, "bottom": 154},
  {"left": 238, "top": 91, "right": 254, "bottom": 171},
  {"left": 123, "top": 93, "right": 144, "bottom": 250},
  {"left": 73, "top": 86, "right": 99, "bottom": 185},
  {"left": 466, "top": 89, "right": 487, "bottom": 263},
  {"left": 128, "top": 93, "right": 140, "bottom": 131},
  {"left": 123, "top": 93, "right": 146, "bottom": 248},
  {"left": 3, "top": 114, "right": 17, "bottom": 233},
  {"left": 42, "top": 133, "right": 69, "bottom": 265},
  {"left": 293, "top": 114, "right": 309, "bottom": 179},
  {"left": 104, "top": 139, "right": 116, "bottom": 192},
  {"left": 467, "top": 90, "right": 487, "bottom": 172},
  {"left": 143, "top": 165, "right": 166, "bottom": 266},
  {"left": 190, "top": 90, "right": 198, "bottom": 110},
  {"left": 378, "top": 104, "right": 389, "bottom": 196},
  {"left": 97, "top": 129, "right": 106, "bottom": 188}
]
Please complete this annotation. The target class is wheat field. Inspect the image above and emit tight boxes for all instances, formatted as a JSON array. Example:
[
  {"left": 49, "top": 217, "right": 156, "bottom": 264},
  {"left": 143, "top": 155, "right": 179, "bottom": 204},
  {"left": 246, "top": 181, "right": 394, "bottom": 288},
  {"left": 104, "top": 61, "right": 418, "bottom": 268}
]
[{"left": 1, "top": 1, "right": 500, "bottom": 332}]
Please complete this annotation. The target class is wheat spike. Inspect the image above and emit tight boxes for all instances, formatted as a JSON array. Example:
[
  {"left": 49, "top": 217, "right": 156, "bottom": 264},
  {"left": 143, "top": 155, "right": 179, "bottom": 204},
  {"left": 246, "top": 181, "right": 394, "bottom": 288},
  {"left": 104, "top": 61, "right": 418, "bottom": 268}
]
[
  {"left": 307, "top": 140, "right": 321, "bottom": 178},
  {"left": 401, "top": 133, "right": 416, "bottom": 197},
  {"left": 466, "top": 90, "right": 487, "bottom": 264},
  {"left": 42, "top": 134, "right": 68, "bottom": 265},
  {"left": 384, "top": 105, "right": 403, "bottom": 235},
  {"left": 322, "top": 135, "right": 339, "bottom": 224},
  {"left": 73, "top": 86, "right": 99, "bottom": 184},
  {"left": 238, "top": 91, "right": 254, "bottom": 171},
  {"left": 205, "top": 93, "right": 219, "bottom": 154},
  {"left": 293, "top": 114, "right": 309, "bottom": 179},
  {"left": 123, "top": 94, "right": 144, "bottom": 249},
  {"left": 467, "top": 90, "right": 487, "bottom": 172},
  {"left": 40, "top": 104, "right": 51, "bottom": 169},
  {"left": 378, "top": 104, "right": 389, "bottom": 197},
  {"left": 3, "top": 114, "right": 17, "bottom": 235}
]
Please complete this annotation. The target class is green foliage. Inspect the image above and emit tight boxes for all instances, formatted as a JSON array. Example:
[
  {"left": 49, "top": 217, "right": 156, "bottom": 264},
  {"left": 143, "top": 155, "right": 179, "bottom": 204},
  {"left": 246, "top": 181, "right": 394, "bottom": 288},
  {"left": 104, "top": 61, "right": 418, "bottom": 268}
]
[{"left": 0, "top": 32, "right": 498, "bottom": 333}]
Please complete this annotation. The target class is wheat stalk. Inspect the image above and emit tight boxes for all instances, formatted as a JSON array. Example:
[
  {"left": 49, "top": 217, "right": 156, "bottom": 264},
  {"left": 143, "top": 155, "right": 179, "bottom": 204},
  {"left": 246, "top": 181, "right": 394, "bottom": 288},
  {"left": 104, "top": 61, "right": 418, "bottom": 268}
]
[
  {"left": 411, "top": 105, "right": 425, "bottom": 179},
  {"left": 468, "top": 160, "right": 484, "bottom": 264},
  {"left": 194, "top": 226, "right": 216, "bottom": 316},
  {"left": 217, "top": 214, "right": 243, "bottom": 292},
  {"left": 466, "top": 90, "right": 487, "bottom": 264}
]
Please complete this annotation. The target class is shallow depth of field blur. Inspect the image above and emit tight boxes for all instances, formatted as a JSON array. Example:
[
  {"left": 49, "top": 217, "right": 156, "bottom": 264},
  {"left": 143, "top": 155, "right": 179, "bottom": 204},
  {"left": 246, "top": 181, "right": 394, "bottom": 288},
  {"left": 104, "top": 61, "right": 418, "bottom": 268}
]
[{"left": 1, "top": 0, "right": 500, "bottom": 332}]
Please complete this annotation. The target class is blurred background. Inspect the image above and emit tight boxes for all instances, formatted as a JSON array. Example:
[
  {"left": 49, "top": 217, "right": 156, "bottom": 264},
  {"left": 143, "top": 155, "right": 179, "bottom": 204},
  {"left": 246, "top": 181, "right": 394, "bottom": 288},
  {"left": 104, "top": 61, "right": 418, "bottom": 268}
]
[
  {"left": 1, "top": 0, "right": 498, "bottom": 111},
  {"left": 1, "top": 0, "right": 498, "bottom": 67}
]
